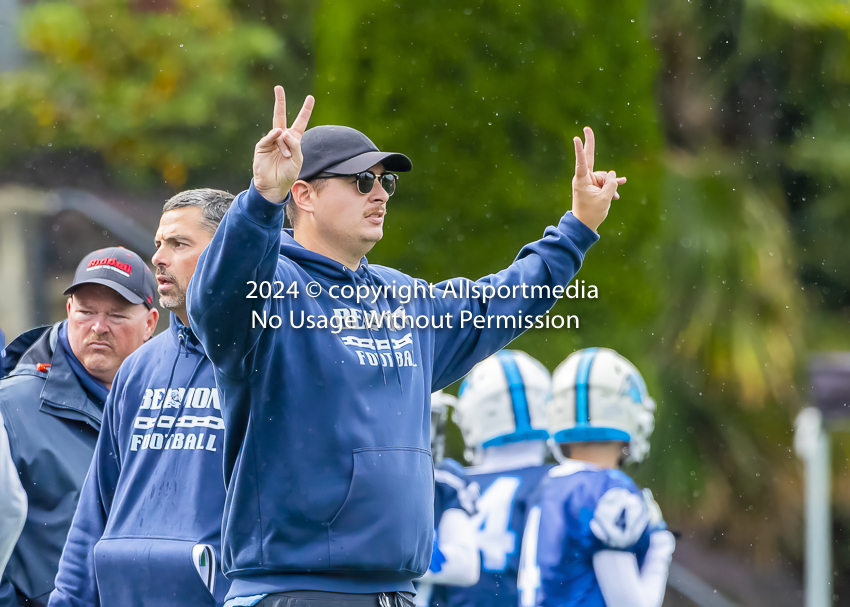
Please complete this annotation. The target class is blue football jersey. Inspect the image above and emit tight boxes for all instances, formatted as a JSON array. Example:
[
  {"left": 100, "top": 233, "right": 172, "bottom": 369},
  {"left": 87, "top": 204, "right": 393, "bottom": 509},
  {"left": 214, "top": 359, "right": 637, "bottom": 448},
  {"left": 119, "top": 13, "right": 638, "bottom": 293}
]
[
  {"left": 518, "top": 460, "right": 666, "bottom": 607},
  {"left": 426, "top": 459, "right": 477, "bottom": 607},
  {"left": 435, "top": 458, "right": 477, "bottom": 523},
  {"left": 442, "top": 464, "right": 551, "bottom": 607}
]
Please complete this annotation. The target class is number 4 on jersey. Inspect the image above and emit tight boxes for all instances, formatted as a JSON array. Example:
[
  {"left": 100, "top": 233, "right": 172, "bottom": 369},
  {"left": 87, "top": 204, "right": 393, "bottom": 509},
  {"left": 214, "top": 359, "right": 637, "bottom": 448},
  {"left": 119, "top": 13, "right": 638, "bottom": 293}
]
[
  {"left": 472, "top": 476, "right": 521, "bottom": 572},
  {"left": 517, "top": 505, "right": 542, "bottom": 607},
  {"left": 589, "top": 487, "right": 649, "bottom": 549}
]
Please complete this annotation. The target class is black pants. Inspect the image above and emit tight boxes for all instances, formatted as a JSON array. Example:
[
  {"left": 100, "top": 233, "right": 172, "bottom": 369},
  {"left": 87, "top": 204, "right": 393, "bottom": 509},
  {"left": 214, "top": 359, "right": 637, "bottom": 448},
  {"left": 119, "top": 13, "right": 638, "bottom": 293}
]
[{"left": 257, "top": 591, "right": 415, "bottom": 607}]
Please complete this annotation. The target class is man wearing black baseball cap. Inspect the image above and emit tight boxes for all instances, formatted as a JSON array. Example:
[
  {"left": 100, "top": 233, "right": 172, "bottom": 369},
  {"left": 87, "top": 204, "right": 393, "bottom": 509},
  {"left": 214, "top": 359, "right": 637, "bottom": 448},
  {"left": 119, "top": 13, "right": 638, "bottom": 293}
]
[
  {"left": 188, "top": 86, "right": 624, "bottom": 607},
  {"left": 65, "top": 246, "right": 158, "bottom": 308},
  {"left": 0, "top": 247, "right": 157, "bottom": 606},
  {"left": 281, "top": 123, "right": 412, "bottom": 259}
]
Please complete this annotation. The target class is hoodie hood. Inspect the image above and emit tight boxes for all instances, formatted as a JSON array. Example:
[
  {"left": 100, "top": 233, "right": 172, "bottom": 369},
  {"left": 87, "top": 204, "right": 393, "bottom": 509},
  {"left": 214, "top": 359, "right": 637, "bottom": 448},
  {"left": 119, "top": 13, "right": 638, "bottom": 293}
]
[
  {"left": 168, "top": 312, "right": 206, "bottom": 356},
  {"left": 279, "top": 229, "right": 374, "bottom": 285}
]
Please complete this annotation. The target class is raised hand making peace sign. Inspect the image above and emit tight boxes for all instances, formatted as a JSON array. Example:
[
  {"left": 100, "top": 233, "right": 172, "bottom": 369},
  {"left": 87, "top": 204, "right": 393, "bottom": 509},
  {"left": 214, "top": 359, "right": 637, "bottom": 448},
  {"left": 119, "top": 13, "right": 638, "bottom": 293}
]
[
  {"left": 571, "top": 127, "right": 626, "bottom": 232},
  {"left": 253, "top": 86, "right": 316, "bottom": 204}
]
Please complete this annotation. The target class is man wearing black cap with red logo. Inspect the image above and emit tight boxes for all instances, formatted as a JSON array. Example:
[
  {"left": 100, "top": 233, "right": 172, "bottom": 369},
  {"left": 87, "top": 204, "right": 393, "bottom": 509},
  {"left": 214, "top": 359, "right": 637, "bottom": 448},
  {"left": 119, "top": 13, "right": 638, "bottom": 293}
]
[
  {"left": 0, "top": 247, "right": 157, "bottom": 607},
  {"left": 188, "top": 87, "right": 624, "bottom": 607}
]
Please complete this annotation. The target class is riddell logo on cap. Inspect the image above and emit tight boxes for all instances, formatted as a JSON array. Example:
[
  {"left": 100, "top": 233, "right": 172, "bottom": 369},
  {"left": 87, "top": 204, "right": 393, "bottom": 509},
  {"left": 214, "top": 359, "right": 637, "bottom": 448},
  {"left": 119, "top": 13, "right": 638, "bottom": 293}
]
[{"left": 87, "top": 257, "right": 133, "bottom": 277}]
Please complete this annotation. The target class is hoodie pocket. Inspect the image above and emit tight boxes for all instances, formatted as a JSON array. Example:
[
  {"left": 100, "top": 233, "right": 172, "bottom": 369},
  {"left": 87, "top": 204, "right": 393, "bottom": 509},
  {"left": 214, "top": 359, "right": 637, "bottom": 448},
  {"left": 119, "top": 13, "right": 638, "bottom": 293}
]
[
  {"left": 329, "top": 447, "right": 434, "bottom": 574},
  {"left": 94, "top": 538, "right": 217, "bottom": 607}
]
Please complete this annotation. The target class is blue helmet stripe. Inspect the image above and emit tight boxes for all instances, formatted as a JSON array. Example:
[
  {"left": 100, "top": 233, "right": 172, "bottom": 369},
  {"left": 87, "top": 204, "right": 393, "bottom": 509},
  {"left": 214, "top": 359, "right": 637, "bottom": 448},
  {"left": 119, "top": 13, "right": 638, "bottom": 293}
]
[
  {"left": 574, "top": 348, "right": 599, "bottom": 426},
  {"left": 497, "top": 351, "right": 532, "bottom": 433},
  {"left": 553, "top": 427, "right": 631, "bottom": 443},
  {"left": 470, "top": 351, "right": 550, "bottom": 448}
]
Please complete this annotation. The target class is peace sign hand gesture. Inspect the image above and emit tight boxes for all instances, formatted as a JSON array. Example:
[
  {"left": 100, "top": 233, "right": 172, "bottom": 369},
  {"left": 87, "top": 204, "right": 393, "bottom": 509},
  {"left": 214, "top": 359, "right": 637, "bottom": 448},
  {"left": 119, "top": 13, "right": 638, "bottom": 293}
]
[
  {"left": 571, "top": 127, "right": 626, "bottom": 232},
  {"left": 253, "top": 86, "right": 315, "bottom": 204}
]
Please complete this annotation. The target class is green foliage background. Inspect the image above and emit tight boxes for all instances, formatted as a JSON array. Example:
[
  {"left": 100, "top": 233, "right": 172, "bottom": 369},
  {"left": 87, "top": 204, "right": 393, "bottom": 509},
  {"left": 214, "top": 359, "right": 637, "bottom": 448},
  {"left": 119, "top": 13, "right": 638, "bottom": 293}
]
[{"left": 2, "top": 0, "right": 850, "bottom": 592}]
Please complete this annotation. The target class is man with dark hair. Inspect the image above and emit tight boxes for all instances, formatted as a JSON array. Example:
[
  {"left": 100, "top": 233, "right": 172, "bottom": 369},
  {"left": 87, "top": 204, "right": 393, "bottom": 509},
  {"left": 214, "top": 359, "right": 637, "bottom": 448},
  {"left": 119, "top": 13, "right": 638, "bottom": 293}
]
[
  {"left": 50, "top": 189, "right": 235, "bottom": 607},
  {"left": 0, "top": 248, "right": 158, "bottom": 607},
  {"left": 163, "top": 188, "right": 235, "bottom": 234},
  {"left": 188, "top": 86, "right": 624, "bottom": 607}
]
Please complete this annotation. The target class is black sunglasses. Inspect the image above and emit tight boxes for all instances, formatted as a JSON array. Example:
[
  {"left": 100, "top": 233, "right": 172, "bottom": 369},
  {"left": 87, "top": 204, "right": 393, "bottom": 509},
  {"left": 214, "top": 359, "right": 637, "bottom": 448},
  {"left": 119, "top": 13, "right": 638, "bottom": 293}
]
[{"left": 317, "top": 171, "right": 398, "bottom": 196}]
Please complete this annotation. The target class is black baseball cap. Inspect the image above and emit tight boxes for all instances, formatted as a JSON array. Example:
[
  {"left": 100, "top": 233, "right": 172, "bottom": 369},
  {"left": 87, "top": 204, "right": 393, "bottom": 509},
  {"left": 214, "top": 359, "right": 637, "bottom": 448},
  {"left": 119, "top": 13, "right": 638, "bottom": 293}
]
[
  {"left": 297, "top": 125, "right": 412, "bottom": 182},
  {"left": 64, "top": 247, "right": 157, "bottom": 309}
]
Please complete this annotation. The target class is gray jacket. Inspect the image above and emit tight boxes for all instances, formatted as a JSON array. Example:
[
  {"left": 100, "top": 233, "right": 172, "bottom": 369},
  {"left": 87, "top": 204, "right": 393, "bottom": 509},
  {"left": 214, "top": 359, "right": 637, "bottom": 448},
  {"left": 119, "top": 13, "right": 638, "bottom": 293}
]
[
  {"left": 0, "top": 410, "right": 26, "bottom": 577},
  {"left": 0, "top": 323, "right": 103, "bottom": 607}
]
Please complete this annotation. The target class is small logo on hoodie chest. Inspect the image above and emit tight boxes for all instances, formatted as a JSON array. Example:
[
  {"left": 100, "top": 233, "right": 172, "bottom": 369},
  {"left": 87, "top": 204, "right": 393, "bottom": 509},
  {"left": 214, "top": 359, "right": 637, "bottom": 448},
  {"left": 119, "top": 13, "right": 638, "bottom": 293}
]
[
  {"left": 128, "top": 387, "right": 224, "bottom": 454},
  {"left": 331, "top": 307, "right": 420, "bottom": 369}
]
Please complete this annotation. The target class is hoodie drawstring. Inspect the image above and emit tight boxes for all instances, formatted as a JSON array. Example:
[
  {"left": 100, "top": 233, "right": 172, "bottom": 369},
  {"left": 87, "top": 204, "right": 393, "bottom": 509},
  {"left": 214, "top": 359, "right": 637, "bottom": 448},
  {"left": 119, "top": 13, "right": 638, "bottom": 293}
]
[
  {"left": 359, "top": 266, "right": 404, "bottom": 394},
  {"left": 347, "top": 268, "right": 388, "bottom": 387},
  {"left": 160, "top": 325, "right": 207, "bottom": 443},
  {"left": 163, "top": 328, "right": 187, "bottom": 398}
]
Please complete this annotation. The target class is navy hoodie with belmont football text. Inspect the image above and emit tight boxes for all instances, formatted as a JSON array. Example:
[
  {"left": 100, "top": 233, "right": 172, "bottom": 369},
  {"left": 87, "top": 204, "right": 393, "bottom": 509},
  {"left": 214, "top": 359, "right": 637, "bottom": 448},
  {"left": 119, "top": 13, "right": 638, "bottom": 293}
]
[
  {"left": 49, "top": 315, "right": 230, "bottom": 607},
  {"left": 186, "top": 183, "right": 599, "bottom": 601}
]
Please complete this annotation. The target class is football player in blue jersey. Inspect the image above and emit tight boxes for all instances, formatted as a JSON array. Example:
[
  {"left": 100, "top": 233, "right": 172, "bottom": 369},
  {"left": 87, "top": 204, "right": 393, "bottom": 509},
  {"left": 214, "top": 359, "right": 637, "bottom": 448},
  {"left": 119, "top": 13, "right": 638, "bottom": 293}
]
[
  {"left": 517, "top": 347, "right": 675, "bottom": 607},
  {"left": 444, "top": 350, "right": 554, "bottom": 607},
  {"left": 416, "top": 391, "right": 480, "bottom": 607}
]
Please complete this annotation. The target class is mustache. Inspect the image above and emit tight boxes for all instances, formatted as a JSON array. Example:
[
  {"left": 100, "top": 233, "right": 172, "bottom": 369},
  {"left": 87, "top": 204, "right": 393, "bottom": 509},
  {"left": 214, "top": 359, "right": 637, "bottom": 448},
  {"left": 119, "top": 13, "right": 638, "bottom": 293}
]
[
  {"left": 156, "top": 270, "right": 178, "bottom": 281},
  {"left": 84, "top": 333, "right": 115, "bottom": 348}
]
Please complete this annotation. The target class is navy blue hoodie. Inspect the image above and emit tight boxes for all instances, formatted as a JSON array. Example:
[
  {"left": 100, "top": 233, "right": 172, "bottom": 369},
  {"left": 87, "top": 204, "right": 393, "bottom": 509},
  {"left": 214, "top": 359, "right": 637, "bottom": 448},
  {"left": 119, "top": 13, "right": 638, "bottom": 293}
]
[
  {"left": 49, "top": 315, "right": 230, "bottom": 607},
  {"left": 186, "top": 184, "right": 598, "bottom": 600}
]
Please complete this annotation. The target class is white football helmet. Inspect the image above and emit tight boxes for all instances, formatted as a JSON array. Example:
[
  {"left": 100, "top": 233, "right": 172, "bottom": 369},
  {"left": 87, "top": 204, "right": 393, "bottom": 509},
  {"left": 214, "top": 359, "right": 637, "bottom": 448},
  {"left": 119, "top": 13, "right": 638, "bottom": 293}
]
[
  {"left": 455, "top": 350, "right": 551, "bottom": 454},
  {"left": 431, "top": 391, "right": 457, "bottom": 464},
  {"left": 549, "top": 347, "right": 656, "bottom": 464}
]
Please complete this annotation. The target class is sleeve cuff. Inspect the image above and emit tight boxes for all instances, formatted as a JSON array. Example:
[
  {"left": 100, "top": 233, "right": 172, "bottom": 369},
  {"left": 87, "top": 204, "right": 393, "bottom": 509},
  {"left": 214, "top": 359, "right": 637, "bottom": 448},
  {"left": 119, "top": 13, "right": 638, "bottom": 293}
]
[
  {"left": 561, "top": 211, "right": 600, "bottom": 253},
  {"left": 236, "top": 181, "right": 288, "bottom": 228}
]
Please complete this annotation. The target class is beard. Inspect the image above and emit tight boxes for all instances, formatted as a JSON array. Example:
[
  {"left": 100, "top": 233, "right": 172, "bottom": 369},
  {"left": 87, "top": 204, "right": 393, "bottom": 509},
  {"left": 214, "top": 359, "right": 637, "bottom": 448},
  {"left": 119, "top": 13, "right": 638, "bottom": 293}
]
[
  {"left": 157, "top": 272, "right": 186, "bottom": 309},
  {"left": 159, "top": 289, "right": 185, "bottom": 309}
]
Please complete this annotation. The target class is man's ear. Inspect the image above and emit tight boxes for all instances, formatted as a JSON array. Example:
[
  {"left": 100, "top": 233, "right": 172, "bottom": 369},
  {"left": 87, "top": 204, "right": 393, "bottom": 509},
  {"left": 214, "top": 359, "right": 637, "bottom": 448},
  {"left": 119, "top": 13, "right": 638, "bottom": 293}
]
[
  {"left": 290, "top": 181, "right": 315, "bottom": 215},
  {"left": 66, "top": 297, "right": 72, "bottom": 316},
  {"left": 144, "top": 308, "right": 159, "bottom": 341}
]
